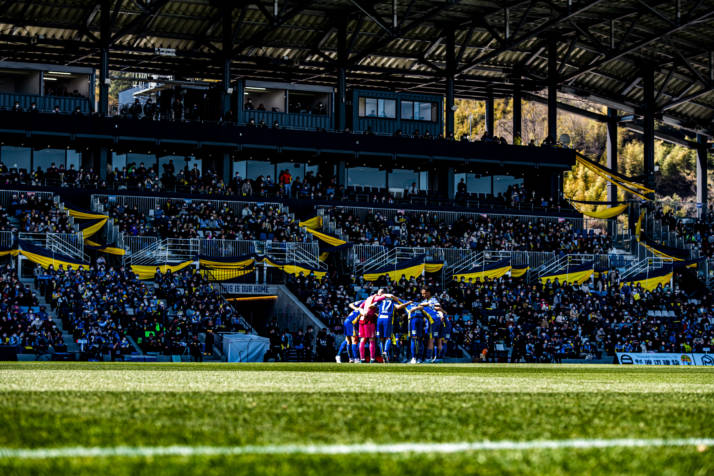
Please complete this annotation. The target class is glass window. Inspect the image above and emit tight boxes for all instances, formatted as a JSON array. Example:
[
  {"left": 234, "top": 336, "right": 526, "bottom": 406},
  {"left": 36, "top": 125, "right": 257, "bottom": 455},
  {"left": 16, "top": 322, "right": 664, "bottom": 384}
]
[
  {"left": 401, "top": 101, "right": 413, "bottom": 120},
  {"left": 379, "top": 99, "right": 396, "bottom": 118},
  {"left": 233, "top": 160, "right": 247, "bottom": 179},
  {"left": 414, "top": 102, "right": 430, "bottom": 121},
  {"left": 358, "top": 97, "right": 395, "bottom": 118},
  {"left": 34, "top": 149, "right": 66, "bottom": 171},
  {"left": 112, "top": 153, "right": 127, "bottom": 171},
  {"left": 388, "top": 169, "right": 418, "bottom": 191},
  {"left": 347, "top": 167, "right": 385, "bottom": 188},
  {"left": 67, "top": 150, "right": 81, "bottom": 170},
  {"left": 1, "top": 146, "right": 31, "bottom": 170},
  {"left": 246, "top": 160, "right": 275, "bottom": 181}
]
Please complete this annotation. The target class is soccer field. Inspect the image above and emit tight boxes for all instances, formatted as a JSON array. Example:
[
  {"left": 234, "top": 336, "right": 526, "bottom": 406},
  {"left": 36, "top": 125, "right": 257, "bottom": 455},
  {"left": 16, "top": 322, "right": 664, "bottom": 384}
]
[{"left": 1, "top": 363, "right": 713, "bottom": 475}]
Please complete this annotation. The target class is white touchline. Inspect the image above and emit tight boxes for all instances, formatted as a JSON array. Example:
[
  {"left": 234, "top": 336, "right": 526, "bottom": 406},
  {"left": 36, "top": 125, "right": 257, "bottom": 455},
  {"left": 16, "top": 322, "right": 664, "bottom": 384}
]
[{"left": 1, "top": 438, "right": 713, "bottom": 460}]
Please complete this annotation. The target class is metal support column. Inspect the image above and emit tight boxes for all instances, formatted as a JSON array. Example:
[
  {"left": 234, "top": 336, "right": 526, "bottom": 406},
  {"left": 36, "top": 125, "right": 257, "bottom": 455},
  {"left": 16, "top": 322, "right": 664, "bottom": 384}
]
[
  {"left": 547, "top": 39, "right": 558, "bottom": 142},
  {"left": 445, "top": 29, "right": 455, "bottom": 138},
  {"left": 221, "top": 5, "right": 233, "bottom": 120},
  {"left": 98, "top": 0, "right": 110, "bottom": 117},
  {"left": 336, "top": 22, "right": 347, "bottom": 131},
  {"left": 606, "top": 107, "right": 619, "bottom": 237},
  {"left": 642, "top": 65, "right": 656, "bottom": 191},
  {"left": 512, "top": 83, "right": 522, "bottom": 143},
  {"left": 697, "top": 134, "right": 709, "bottom": 220},
  {"left": 606, "top": 108, "right": 618, "bottom": 202},
  {"left": 485, "top": 90, "right": 494, "bottom": 138}
]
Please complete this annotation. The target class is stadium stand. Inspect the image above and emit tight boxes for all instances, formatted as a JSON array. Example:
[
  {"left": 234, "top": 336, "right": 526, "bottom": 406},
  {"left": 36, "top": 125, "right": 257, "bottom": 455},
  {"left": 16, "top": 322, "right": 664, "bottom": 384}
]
[
  {"left": 0, "top": 191, "right": 72, "bottom": 234},
  {"left": 0, "top": 264, "right": 65, "bottom": 354},
  {"left": 324, "top": 206, "right": 611, "bottom": 252},
  {"left": 285, "top": 267, "right": 713, "bottom": 363},
  {"left": 98, "top": 195, "right": 303, "bottom": 241},
  {"left": 35, "top": 263, "right": 249, "bottom": 360}
]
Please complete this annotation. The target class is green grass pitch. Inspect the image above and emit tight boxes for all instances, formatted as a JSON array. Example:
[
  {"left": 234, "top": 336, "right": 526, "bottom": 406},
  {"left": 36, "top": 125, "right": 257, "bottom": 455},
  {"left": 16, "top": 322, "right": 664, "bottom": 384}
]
[{"left": 1, "top": 362, "right": 714, "bottom": 475}]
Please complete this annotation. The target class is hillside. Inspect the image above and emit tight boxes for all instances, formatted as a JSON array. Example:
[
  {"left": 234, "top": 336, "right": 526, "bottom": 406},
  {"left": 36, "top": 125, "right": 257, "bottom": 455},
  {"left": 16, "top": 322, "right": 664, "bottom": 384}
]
[{"left": 454, "top": 96, "right": 713, "bottom": 216}]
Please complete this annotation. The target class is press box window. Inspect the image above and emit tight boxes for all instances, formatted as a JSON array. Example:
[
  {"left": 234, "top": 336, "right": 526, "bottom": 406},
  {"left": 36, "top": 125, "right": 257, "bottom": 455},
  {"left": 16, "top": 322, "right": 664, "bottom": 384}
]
[
  {"left": 358, "top": 97, "right": 396, "bottom": 118},
  {"left": 401, "top": 100, "right": 436, "bottom": 122}
]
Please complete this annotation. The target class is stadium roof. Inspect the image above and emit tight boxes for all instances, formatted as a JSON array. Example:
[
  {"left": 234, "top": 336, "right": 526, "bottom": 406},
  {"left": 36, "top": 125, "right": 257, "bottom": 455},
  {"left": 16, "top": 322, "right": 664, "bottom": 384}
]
[{"left": 1, "top": 0, "right": 714, "bottom": 135}]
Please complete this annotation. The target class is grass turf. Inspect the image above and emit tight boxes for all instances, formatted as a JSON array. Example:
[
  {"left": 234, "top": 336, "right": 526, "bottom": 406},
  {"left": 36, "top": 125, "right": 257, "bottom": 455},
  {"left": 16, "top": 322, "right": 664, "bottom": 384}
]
[{"left": 1, "top": 362, "right": 713, "bottom": 475}]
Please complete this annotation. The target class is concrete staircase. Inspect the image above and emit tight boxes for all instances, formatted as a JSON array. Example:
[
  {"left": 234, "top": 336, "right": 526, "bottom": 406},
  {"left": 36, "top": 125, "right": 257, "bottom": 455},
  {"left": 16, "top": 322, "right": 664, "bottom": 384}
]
[{"left": 23, "top": 278, "right": 79, "bottom": 353}]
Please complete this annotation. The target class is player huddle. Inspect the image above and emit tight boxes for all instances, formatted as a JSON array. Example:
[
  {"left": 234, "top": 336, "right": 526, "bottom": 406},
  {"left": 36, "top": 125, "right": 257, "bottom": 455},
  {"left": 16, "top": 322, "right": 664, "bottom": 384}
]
[{"left": 336, "top": 287, "right": 451, "bottom": 364}]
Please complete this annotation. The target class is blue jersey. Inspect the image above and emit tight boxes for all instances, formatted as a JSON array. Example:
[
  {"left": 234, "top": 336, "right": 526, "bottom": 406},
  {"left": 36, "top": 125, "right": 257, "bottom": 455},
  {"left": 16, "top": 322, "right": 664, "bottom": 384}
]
[{"left": 378, "top": 299, "right": 396, "bottom": 321}]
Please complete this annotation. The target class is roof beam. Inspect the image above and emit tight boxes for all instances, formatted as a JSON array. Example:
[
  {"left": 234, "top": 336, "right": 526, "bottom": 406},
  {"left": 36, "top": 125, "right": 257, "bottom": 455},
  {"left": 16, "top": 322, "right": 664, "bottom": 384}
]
[
  {"left": 458, "top": 0, "right": 607, "bottom": 76},
  {"left": 561, "top": 6, "right": 714, "bottom": 83},
  {"left": 109, "top": 0, "right": 171, "bottom": 46}
]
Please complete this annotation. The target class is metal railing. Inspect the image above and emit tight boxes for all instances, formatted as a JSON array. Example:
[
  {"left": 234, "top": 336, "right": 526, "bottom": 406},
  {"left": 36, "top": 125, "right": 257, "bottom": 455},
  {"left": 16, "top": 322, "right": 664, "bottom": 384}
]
[
  {"left": 92, "top": 194, "right": 286, "bottom": 216},
  {"left": 0, "top": 231, "right": 13, "bottom": 249},
  {"left": 126, "top": 236, "right": 322, "bottom": 269},
  {"left": 319, "top": 205, "right": 584, "bottom": 229},
  {"left": 620, "top": 257, "right": 675, "bottom": 281},
  {"left": 18, "top": 231, "right": 87, "bottom": 261},
  {"left": 0, "top": 190, "right": 56, "bottom": 207}
]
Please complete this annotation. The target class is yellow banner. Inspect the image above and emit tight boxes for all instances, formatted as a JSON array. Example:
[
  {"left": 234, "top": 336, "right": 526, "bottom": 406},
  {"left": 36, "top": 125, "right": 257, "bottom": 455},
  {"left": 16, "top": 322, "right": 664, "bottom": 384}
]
[
  {"left": 200, "top": 268, "right": 253, "bottom": 281},
  {"left": 198, "top": 257, "right": 255, "bottom": 269},
  {"left": 298, "top": 216, "right": 323, "bottom": 230},
  {"left": 66, "top": 208, "right": 108, "bottom": 220},
  {"left": 131, "top": 260, "right": 195, "bottom": 280},
  {"left": 453, "top": 265, "right": 512, "bottom": 282},
  {"left": 510, "top": 266, "right": 529, "bottom": 278},
  {"left": 262, "top": 257, "right": 326, "bottom": 279},
  {"left": 622, "top": 272, "right": 673, "bottom": 292},
  {"left": 540, "top": 269, "right": 594, "bottom": 285},
  {"left": 573, "top": 203, "right": 628, "bottom": 219},
  {"left": 302, "top": 227, "right": 347, "bottom": 247},
  {"left": 80, "top": 218, "right": 107, "bottom": 239},
  {"left": 19, "top": 249, "right": 89, "bottom": 270}
]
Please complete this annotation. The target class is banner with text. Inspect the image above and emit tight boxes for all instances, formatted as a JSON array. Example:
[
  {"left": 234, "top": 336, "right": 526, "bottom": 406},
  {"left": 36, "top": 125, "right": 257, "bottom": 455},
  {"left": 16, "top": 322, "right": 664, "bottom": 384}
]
[{"left": 616, "top": 352, "right": 714, "bottom": 366}]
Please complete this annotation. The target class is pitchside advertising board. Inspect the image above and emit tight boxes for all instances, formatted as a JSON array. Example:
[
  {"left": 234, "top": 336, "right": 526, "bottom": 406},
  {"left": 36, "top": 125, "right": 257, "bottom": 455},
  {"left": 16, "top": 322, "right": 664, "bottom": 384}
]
[{"left": 617, "top": 352, "right": 714, "bottom": 366}]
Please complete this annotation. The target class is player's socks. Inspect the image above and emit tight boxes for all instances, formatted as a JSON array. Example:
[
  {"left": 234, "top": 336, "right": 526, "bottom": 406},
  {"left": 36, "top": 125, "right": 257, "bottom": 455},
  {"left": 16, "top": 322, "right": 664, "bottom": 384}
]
[
  {"left": 337, "top": 340, "right": 347, "bottom": 357},
  {"left": 378, "top": 341, "right": 384, "bottom": 355},
  {"left": 410, "top": 340, "right": 417, "bottom": 360},
  {"left": 369, "top": 341, "right": 376, "bottom": 361},
  {"left": 351, "top": 344, "right": 359, "bottom": 361},
  {"left": 359, "top": 341, "right": 366, "bottom": 361},
  {"left": 384, "top": 339, "right": 391, "bottom": 358},
  {"left": 426, "top": 348, "right": 433, "bottom": 361}
]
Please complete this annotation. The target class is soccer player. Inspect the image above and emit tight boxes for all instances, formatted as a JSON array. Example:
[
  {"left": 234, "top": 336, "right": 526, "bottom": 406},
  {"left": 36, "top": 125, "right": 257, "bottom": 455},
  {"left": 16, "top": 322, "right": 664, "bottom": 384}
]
[
  {"left": 420, "top": 286, "right": 444, "bottom": 363},
  {"left": 376, "top": 293, "right": 411, "bottom": 363},
  {"left": 336, "top": 299, "right": 363, "bottom": 363},
  {"left": 438, "top": 312, "right": 452, "bottom": 361},
  {"left": 405, "top": 301, "right": 425, "bottom": 364},
  {"left": 353, "top": 290, "right": 392, "bottom": 363}
]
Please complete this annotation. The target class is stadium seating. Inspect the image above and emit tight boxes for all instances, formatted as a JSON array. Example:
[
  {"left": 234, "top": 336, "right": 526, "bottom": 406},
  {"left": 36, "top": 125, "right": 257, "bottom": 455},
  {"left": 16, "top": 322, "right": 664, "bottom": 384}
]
[
  {"left": 0, "top": 191, "right": 72, "bottom": 234},
  {"left": 35, "top": 263, "right": 248, "bottom": 359},
  {"left": 0, "top": 264, "right": 65, "bottom": 353},
  {"left": 324, "top": 206, "right": 611, "bottom": 253},
  {"left": 286, "top": 267, "right": 713, "bottom": 362}
]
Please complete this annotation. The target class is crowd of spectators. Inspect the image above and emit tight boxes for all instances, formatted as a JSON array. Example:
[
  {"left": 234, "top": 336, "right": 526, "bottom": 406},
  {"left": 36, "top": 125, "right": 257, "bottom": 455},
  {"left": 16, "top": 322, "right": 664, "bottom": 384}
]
[
  {"left": 262, "top": 319, "right": 335, "bottom": 363},
  {"left": 0, "top": 191, "right": 72, "bottom": 233},
  {"left": 286, "top": 266, "right": 713, "bottom": 363},
  {"left": 151, "top": 268, "right": 247, "bottom": 357},
  {"left": 0, "top": 264, "right": 65, "bottom": 353},
  {"left": 100, "top": 195, "right": 303, "bottom": 241},
  {"left": 656, "top": 206, "right": 714, "bottom": 258},
  {"left": 36, "top": 263, "right": 249, "bottom": 360},
  {"left": 0, "top": 154, "right": 573, "bottom": 214},
  {"left": 328, "top": 208, "right": 611, "bottom": 253}
]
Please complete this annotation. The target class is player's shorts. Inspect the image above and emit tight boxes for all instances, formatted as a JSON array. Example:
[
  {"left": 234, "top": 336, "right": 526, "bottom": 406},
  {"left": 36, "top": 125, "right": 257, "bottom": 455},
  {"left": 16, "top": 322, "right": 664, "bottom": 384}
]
[
  {"left": 343, "top": 320, "right": 356, "bottom": 337},
  {"left": 409, "top": 317, "right": 424, "bottom": 338},
  {"left": 376, "top": 317, "right": 392, "bottom": 339},
  {"left": 359, "top": 321, "right": 376, "bottom": 339},
  {"left": 430, "top": 320, "right": 442, "bottom": 339}
]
